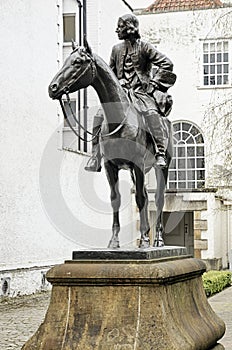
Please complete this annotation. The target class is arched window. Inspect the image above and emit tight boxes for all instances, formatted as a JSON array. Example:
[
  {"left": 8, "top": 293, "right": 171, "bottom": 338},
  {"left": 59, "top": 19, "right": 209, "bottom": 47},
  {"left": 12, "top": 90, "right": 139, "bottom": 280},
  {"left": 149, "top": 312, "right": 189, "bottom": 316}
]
[{"left": 168, "top": 121, "right": 205, "bottom": 190}]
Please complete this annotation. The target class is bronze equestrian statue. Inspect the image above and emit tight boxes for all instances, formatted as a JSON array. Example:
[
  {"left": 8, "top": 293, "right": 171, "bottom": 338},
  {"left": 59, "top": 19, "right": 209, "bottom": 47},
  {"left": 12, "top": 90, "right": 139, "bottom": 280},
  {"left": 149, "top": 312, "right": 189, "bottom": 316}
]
[{"left": 48, "top": 14, "right": 176, "bottom": 248}]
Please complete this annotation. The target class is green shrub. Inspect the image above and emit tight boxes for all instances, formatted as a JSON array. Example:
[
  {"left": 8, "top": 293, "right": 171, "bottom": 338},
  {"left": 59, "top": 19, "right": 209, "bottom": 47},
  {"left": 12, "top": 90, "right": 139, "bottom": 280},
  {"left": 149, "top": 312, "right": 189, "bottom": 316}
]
[{"left": 202, "top": 270, "right": 232, "bottom": 297}]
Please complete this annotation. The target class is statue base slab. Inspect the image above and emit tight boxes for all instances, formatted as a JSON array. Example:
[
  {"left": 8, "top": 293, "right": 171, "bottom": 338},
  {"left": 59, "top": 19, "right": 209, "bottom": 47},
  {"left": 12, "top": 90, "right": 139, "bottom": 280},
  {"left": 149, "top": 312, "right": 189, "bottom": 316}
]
[
  {"left": 72, "top": 245, "right": 188, "bottom": 260},
  {"left": 22, "top": 248, "right": 225, "bottom": 350}
]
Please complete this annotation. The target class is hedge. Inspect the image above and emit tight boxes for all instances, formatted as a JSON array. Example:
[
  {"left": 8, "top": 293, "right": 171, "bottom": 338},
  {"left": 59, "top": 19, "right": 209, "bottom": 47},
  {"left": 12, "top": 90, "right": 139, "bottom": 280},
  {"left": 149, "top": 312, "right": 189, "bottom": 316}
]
[{"left": 202, "top": 270, "right": 232, "bottom": 297}]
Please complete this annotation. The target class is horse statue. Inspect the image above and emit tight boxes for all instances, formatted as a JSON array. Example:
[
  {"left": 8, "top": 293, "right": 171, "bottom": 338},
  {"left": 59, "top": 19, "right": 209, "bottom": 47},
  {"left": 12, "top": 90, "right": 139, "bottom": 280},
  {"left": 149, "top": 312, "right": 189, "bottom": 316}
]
[{"left": 48, "top": 40, "right": 173, "bottom": 249}]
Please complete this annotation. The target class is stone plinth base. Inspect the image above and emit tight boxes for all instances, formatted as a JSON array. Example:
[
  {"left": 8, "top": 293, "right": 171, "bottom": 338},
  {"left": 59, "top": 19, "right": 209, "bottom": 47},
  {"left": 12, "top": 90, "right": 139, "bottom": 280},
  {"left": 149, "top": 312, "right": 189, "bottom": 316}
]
[{"left": 22, "top": 250, "right": 225, "bottom": 350}]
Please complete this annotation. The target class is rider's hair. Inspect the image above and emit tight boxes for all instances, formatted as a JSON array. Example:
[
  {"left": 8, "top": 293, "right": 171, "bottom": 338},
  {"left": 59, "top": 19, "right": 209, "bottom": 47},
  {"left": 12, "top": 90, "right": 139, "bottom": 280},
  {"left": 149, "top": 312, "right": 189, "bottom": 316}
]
[{"left": 118, "top": 14, "right": 141, "bottom": 39}]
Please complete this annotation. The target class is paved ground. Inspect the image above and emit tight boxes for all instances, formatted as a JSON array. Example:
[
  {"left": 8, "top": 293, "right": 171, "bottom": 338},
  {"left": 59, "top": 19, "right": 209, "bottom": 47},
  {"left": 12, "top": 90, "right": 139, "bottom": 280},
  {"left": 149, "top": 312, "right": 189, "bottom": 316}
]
[
  {"left": 0, "top": 292, "right": 51, "bottom": 350},
  {"left": 209, "top": 287, "right": 232, "bottom": 350},
  {"left": 0, "top": 287, "right": 231, "bottom": 349}
]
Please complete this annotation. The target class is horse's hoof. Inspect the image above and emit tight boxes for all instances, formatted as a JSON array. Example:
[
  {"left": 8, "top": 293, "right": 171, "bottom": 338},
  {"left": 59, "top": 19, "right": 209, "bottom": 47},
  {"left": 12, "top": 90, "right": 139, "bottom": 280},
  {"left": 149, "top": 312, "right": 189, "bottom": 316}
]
[
  {"left": 153, "top": 240, "right": 164, "bottom": 248},
  {"left": 107, "top": 240, "right": 120, "bottom": 249},
  {"left": 139, "top": 239, "right": 150, "bottom": 249}
]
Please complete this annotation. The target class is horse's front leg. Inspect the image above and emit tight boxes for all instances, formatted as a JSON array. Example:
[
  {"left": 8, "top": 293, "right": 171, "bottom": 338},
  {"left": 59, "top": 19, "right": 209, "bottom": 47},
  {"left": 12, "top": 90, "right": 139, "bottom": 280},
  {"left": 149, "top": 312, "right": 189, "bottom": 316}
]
[
  {"left": 154, "top": 167, "right": 168, "bottom": 247},
  {"left": 134, "top": 164, "right": 150, "bottom": 248},
  {"left": 105, "top": 161, "right": 121, "bottom": 249}
]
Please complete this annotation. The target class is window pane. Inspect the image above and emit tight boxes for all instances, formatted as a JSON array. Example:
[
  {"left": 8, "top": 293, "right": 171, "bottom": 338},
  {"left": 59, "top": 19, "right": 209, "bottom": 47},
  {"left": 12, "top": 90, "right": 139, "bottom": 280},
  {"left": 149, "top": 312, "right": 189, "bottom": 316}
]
[
  {"left": 217, "top": 53, "right": 222, "bottom": 62},
  {"left": 223, "top": 64, "right": 229, "bottom": 73},
  {"left": 210, "top": 65, "right": 215, "bottom": 74},
  {"left": 217, "top": 75, "right": 222, "bottom": 85},
  {"left": 188, "top": 182, "right": 195, "bottom": 189},
  {"left": 210, "top": 54, "right": 215, "bottom": 63},
  {"left": 191, "top": 126, "right": 199, "bottom": 136},
  {"left": 204, "top": 76, "right": 209, "bottom": 85},
  {"left": 203, "top": 54, "right": 209, "bottom": 63},
  {"left": 216, "top": 42, "right": 222, "bottom": 51},
  {"left": 203, "top": 43, "right": 209, "bottom": 52},
  {"left": 204, "top": 65, "right": 209, "bottom": 75},
  {"left": 197, "top": 181, "right": 205, "bottom": 189},
  {"left": 178, "top": 159, "right": 185, "bottom": 169},
  {"left": 182, "top": 123, "right": 191, "bottom": 132},
  {"left": 178, "top": 171, "right": 186, "bottom": 180},
  {"left": 178, "top": 182, "right": 186, "bottom": 189},
  {"left": 197, "top": 146, "right": 204, "bottom": 156},
  {"left": 223, "top": 41, "right": 228, "bottom": 51},
  {"left": 175, "top": 131, "right": 181, "bottom": 141},
  {"left": 210, "top": 76, "right": 215, "bottom": 85},
  {"left": 63, "top": 100, "right": 76, "bottom": 127},
  {"left": 197, "top": 170, "right": 205, "bottom": 180},
  {"left": 63, "top": 15, "right": 76, "bottom": 42},
  {"left": 187, "top": 171, "right": 195, "bottom": 180},
  {"left": 187, "top": 158, "right": 195, "bottom": 168},
  {"left": 182, "top": 131, "right": 189, "bottom": 141},
  {"left": 210, "top": 43, "right": 215, "bottom": 52},
  {"left": 223, "top": 53, "right": 228, "bottom": 62},
  {"left": 173, "top": 137, "right": 178, "bottom": 145},
  {"left": 169, "top": 171, "right": 177, "bottom": 180},
  {"left": 178, "top": 147, "right": 185, "bottom": 157},
  {"left": 173, "top": 122, "right": 180, "bottom": 132},
  {"left": 169, "top": 182, "right": 177, "bottom": 189},
  {"left": 186, "top": 135, "right": 194, "bottom": 144},
  {"left": 197, "top": 158, "right": 205, "bottom": 168},
  {"left": 223, "top": 75, "right": 229, "bottom": 84},
  {"left": 187, "top": 147, "right": 195, "bottom": 157},
  {"left": 195, "top": 134, "right": 204, "bottom": 143},
  {"left": 217, "top": 65, "right": 222, "bottom": 73},
  {"left": 170, "top": 159, "right": 176, "bottom": 168}
]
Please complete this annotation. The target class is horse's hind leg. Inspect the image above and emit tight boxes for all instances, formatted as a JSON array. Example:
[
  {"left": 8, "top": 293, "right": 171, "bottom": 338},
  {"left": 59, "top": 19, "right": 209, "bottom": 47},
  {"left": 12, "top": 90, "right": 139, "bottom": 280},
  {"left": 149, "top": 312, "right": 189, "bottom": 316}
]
[
  {"left": 134, "top": 164, "right": 150, "bottom": 248},
  {"left": 154, "top": 167, "right": 168, "bottom": 247},
  {"left": 105, "top": 161, "right": 121, "bottom": 249}
]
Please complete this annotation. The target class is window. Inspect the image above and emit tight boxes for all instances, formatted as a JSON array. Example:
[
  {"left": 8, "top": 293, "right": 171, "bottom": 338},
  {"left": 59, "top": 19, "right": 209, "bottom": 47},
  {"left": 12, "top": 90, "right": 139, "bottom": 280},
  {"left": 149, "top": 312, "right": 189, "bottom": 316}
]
[
  {"left": 203, "top": 40, "right": 229, "bottom": 86},
  {"left": 62, "top": 9, "right": 89, "bottom": 154},
  {"left": 63, "top": 14, "right": 76, "bottom": 42},
  {"left": 168, "top": 121, "right": 205, "bottom": 190},
  {"left": 63, "top": 100, "right": 76, "bottom": 128}
]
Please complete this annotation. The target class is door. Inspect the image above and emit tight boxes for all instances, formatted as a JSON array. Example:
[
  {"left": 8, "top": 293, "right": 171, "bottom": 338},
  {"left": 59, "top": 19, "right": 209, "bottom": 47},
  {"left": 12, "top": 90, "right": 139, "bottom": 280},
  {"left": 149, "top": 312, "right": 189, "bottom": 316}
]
[{"left": 150, "top": 211, "right": 194, "bottom": 256}]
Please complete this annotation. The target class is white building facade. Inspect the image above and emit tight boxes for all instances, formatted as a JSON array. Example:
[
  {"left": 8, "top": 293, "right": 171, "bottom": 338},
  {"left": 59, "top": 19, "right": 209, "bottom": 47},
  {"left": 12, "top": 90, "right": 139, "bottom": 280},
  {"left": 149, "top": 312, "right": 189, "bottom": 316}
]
[
  {"left": 0, "top": 0, "right": 231, "bottom": 297},
  {"left": 0, "top": 0, "right": 134, "bottom": 297},
  {"left": 136, "top": 0, "right": 232, "bottom": 269}
]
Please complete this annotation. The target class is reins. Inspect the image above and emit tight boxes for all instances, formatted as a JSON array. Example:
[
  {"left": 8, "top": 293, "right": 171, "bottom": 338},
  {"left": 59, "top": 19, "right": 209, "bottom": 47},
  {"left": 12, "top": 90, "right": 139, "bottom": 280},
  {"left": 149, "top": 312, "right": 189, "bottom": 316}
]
[
  {"left": 59, "top": 53, "right": 128, "bottom": 141},
  {"left": 60, "top": 96, "right": 128, "bottom": 141},
  {"left": 59, "top": 98, "right": 100, "bottom": 142}
]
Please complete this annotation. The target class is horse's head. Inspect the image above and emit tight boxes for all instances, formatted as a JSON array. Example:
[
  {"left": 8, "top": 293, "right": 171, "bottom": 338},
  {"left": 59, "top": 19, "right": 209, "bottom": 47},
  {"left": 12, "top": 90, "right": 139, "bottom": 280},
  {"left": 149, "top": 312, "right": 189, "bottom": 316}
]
[{"left": 48, "top": 40, "right": 95, "bottom": 100}]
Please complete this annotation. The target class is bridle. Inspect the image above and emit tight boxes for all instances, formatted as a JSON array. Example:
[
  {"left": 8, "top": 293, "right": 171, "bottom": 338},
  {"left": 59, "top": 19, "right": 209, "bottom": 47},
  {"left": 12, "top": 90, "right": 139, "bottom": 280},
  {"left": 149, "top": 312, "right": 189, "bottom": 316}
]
[{"left": 59, "top": 50, "right": 127, "bottom": 142}]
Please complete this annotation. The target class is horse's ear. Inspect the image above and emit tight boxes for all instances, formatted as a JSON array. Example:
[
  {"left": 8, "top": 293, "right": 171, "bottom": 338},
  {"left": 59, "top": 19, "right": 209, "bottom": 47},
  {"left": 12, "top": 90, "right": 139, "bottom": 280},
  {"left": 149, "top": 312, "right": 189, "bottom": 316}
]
[
  {"left": 83, "top": 35, "right": 93, "bottom": 56},
  {"left": 71, "top": 39, "right": 77, "bottom": 51}
]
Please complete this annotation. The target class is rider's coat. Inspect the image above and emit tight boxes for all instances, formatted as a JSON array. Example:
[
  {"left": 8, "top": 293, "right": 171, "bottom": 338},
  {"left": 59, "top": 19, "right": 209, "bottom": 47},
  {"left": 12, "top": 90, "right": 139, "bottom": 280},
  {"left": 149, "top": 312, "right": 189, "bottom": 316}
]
[{"left": 109, "top": 39, "right": 175, "bottom": 93}]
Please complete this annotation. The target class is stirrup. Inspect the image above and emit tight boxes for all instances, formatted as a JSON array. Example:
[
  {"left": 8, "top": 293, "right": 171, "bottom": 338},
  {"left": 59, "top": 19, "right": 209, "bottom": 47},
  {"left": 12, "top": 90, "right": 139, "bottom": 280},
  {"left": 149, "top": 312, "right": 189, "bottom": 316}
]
[{"left": 84, "top": 156, "right": 101, "bottom": 172}]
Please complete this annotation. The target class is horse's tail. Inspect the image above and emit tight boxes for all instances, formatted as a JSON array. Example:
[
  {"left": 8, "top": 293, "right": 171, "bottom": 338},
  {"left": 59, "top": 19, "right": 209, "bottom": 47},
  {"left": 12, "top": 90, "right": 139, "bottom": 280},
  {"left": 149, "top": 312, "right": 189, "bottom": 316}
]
[{"left": 130, "top": 168, "right": 136, "bottom": 185}]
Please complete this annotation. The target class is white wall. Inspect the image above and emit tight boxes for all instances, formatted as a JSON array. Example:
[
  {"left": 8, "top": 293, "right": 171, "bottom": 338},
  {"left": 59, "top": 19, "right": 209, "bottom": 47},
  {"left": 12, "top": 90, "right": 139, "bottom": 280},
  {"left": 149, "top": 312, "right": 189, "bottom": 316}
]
[
  {"left": 137, "top": 7, "right": 232, "bottom": 266},
  {"left": 138, "top": 8, "right": 232, "bottom": 187},
  {"left": 0, "top": 0, "right": 81, "bottom": 271},
  {"left": 0, "top": 0, "right": 137, "bottom": 282}
]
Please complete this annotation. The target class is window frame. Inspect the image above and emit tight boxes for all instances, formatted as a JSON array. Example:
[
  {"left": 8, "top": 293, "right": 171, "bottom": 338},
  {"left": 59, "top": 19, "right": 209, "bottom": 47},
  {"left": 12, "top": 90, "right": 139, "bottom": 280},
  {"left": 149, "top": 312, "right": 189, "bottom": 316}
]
[
  {"left": 63, "top": 13, "right": 76, "bottom": 43},
  {"left": 201, "top": 39, "right": 230, "bottom": 88},
  {"left": 168, "top": 121, "right": 205, "bottom": 190}
]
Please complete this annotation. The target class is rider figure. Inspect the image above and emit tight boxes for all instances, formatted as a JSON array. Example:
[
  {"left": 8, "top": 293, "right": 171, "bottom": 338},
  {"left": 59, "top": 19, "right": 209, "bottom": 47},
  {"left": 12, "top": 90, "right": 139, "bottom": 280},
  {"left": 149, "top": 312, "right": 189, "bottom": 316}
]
[{"left": 85, "top": 13, "right": 176, "bottom": 172}]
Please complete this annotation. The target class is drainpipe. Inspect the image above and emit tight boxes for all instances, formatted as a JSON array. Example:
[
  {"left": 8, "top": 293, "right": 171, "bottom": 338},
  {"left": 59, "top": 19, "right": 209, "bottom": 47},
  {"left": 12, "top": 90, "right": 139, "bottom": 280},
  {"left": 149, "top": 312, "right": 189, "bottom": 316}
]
[
  {"left": 76, "top": 0, "right": 82, "bottom": 150},
  {"left": 82, "top": 0, "right": 88, "bottom": 152}
]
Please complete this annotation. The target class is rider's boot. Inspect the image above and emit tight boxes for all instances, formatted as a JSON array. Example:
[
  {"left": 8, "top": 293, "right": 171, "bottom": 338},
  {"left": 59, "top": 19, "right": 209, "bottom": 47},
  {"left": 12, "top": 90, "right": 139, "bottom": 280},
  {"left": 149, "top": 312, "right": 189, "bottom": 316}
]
[
  {"left": 85, "top": 111, "right": 103, "bottom": 172},
  {"left": 145, "top": 113, "right": 167, "bottom": 169}
]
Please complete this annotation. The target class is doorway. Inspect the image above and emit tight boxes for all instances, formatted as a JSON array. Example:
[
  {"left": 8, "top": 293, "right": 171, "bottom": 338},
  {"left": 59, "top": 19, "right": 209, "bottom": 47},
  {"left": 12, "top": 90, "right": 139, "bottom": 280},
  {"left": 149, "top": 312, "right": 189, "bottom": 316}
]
[{"left": 150, "top": 211, "right": 194, "bottom": 256}]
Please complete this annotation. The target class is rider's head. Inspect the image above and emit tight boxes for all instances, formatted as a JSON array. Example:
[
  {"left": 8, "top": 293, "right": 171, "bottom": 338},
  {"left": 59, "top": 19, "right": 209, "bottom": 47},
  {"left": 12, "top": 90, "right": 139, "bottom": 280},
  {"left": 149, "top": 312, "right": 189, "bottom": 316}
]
[{"left": 116, "top": 14, "right": 141, "bottom": 40}]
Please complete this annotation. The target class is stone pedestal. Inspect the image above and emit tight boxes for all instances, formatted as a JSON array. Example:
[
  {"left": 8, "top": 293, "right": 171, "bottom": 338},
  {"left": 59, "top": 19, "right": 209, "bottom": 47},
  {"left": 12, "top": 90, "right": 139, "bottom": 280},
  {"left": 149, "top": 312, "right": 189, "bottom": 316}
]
[{"left": 22, "top": 247, "right": 225, "bottom": 350}]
